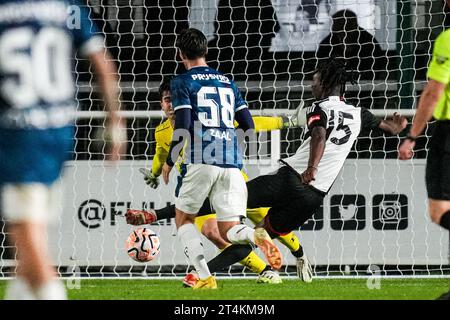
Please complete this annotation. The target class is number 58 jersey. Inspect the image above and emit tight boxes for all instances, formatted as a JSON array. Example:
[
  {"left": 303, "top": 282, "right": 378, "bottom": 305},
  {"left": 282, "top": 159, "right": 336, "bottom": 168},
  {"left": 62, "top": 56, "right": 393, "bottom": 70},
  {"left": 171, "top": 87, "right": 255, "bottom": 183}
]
[
  {"left": 283, "top": 96, "right": 381, "bottom": 193},
  {"left": 170, "top": 66, "right": 248, "bottom": 169}
]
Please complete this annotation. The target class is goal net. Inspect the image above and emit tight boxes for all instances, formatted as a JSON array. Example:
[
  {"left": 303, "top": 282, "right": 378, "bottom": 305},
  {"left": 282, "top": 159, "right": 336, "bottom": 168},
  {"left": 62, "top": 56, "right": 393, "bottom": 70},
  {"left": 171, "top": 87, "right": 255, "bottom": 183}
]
[{"left": 1, "top": 0, "right": 449, "bottom": 279}]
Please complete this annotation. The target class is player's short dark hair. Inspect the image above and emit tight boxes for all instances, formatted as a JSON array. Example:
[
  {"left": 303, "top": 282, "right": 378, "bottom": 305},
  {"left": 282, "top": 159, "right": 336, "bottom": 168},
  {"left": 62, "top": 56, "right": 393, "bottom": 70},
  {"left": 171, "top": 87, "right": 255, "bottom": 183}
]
[
  {"left": 316, "top": 58, "right": 355, "bottom": 96},
  {"left": 158, "top": 78, "right": 171, "bottom": 100},
  {"left": 176, "top": 28, "right": 208, "bottom": 59}
]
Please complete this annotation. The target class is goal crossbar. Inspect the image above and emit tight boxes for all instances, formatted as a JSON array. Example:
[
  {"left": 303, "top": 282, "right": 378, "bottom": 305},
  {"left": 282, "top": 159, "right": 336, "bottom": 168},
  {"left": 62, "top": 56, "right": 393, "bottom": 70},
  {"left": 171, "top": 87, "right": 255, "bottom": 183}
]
[{"left": 75, "top": 109, "right": 416, "bottom": 120}]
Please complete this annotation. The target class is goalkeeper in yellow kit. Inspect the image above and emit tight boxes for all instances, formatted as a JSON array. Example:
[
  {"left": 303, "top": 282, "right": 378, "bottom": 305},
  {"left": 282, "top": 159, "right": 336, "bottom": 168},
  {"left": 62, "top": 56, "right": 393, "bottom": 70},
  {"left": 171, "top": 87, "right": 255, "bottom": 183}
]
[{"left": 126, "top": 79, "right": 311, "bottom": 285}]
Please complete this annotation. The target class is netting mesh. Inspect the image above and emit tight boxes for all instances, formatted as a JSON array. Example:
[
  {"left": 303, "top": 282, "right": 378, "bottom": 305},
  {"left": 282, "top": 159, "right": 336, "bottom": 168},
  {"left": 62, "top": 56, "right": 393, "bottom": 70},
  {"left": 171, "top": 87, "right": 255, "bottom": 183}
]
[{"left": 1, "top": 0, "right": 450, "bottom": 279}]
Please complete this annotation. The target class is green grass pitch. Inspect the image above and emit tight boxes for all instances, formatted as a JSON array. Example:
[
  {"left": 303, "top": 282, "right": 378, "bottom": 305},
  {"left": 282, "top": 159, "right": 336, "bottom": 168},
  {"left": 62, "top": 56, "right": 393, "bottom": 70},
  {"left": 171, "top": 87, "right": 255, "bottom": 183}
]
[{"left": 0, "top": 278, "right": 448, "bottom": 300}]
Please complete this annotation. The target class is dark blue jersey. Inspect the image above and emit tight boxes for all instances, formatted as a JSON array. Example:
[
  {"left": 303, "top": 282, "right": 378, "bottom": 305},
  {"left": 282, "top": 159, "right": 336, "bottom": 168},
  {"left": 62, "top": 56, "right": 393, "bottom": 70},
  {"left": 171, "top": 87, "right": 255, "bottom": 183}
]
[
  {"left": 0, "top": 0, "right": 103, "bottom": 184},
  {"left": 0, "top": 0, "right": 103, "bottom": 129},
  {"left": 170, "top": 66, "right": 248, "bottom": 169}
]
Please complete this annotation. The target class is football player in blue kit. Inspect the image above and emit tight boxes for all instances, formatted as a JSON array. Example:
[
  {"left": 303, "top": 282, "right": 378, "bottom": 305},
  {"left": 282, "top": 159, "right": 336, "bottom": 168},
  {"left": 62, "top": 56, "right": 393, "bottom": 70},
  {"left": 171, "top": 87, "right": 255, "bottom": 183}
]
[
  {"left": 161, "top": 28, "right": 282, "bottom": 289},
  {"left": 0, "top": 0, "right": 126, "bottom": 299}
]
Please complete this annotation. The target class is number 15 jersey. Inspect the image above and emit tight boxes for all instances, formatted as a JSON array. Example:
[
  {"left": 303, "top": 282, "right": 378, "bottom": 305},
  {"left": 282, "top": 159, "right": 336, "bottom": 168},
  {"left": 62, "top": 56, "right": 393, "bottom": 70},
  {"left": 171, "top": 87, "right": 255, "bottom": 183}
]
[
  {"left": 170, "top": 66, "right": 248, "bottom": 169},
  {"left": 283, "top": 96, "right": 381, "bottom": 193}
]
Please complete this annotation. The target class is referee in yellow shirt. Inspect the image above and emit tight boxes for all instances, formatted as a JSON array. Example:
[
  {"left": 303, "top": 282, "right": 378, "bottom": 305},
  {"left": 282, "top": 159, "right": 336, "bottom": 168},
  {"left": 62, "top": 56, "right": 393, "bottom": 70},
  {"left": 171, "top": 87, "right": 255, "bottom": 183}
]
[{"left": 398, "top": 28, "right": 450, "bottom": 300}]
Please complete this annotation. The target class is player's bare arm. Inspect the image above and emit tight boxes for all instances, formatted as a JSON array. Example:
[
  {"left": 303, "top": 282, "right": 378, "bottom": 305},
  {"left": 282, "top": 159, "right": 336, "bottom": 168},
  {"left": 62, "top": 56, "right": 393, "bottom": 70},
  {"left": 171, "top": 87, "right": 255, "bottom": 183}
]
[
  {"left": 301, "top": 126, "right": 326, "bottom": 184},
  {"left": 399, "top": 80, "right": 446, "bottom": 160},
  {"left": 162, "top": 162, "right": 172, "bottom": 185},
  {"left": 408, "top": 79, "right": 446, "bottom": 138},
  {"left": 378, "top": 112, "right": 408, "bottom": 135},
  {"left": 90, "top": 50, "right": 127, "bottom": 161}
]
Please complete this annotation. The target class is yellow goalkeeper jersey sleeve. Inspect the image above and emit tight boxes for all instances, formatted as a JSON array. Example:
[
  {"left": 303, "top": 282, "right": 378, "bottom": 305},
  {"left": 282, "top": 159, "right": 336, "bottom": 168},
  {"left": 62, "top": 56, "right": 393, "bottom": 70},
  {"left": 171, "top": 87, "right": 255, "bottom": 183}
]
[
  {"left": 151, "top": 116, "right": 283, "bottom": 176},
  {"left": 233, "top": 116, "right": 284, "bottom": 132},
  {"left": 151, "top": 119, "right": 172, "bottom": 176},
  {"left": 427, "top": 29, "right": 450, "bottom": 120}
]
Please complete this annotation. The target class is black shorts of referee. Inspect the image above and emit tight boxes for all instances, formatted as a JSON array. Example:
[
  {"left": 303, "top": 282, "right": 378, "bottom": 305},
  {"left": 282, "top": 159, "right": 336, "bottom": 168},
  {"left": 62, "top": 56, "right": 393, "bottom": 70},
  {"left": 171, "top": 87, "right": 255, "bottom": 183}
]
[
  {"left": 426, "top": 120, "right": 450, "bottom": 201},
  {"left": 246, "top": 165, "right": 325, "bottom": 235}
]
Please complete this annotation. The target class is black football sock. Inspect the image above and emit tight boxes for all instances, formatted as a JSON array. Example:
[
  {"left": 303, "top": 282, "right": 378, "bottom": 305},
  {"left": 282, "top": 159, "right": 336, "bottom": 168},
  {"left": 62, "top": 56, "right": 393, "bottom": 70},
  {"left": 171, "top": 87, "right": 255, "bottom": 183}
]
[
  {"left": 207, "top": 244, "right": 252, "bottom": 273},
  {"left": 155, "top": 199, "right": 215, "bottom": 221},
  {"left": 259, "top": 265, "right": 271, "bottom": 274},
  {"left": 264, "top": 228, "right": 277, "bottom": 239},
  {"left": 291, "top": 245, "right": 304, "bottom": 258},
  {"left": 154, "top": 204, "right": 176, "bottom": 221},
  {"left": 439, "top": 211, "right": 450, "bottom": 231}
]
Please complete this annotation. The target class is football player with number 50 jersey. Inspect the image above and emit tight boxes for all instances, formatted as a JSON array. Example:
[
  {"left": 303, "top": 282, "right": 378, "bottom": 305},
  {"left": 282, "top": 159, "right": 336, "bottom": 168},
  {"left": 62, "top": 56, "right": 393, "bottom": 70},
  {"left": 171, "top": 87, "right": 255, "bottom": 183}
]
[{"left": 0, "top": 0, "right": 126, "bottom": 300}]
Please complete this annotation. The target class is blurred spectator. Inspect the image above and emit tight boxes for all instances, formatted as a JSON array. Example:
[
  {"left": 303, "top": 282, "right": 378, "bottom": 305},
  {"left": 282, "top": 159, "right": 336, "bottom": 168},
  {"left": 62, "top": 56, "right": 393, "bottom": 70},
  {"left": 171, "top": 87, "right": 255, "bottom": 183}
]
[
  {"left": 207, "top": 0, "right": 280, "bottom": 79},
  {"left": 145, "top": 0, "right": 190, "bottom": 79},
  {"left": 317, "top": 9, "right": 385, "bottom": 79},
  {"left": 299, "top": 0, "right": 330, "bottom": 25}
]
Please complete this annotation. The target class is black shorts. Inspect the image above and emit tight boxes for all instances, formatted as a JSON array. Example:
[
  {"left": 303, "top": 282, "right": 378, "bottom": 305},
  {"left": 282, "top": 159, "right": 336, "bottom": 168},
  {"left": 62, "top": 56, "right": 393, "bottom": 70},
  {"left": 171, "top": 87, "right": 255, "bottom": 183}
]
[
  {"left": 426, "top": 121, "right": 450, "bottom": 200},
  {"left": 247, "top": 166, "right": 325, "bottom": 235}
]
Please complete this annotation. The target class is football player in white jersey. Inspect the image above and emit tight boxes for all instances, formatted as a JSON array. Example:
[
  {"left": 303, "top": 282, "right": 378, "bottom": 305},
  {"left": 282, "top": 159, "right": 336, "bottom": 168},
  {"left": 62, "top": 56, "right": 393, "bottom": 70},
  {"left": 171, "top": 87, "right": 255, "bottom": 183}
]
[{"left": 245, "top": 58, "right": 407, "bottom": 268}]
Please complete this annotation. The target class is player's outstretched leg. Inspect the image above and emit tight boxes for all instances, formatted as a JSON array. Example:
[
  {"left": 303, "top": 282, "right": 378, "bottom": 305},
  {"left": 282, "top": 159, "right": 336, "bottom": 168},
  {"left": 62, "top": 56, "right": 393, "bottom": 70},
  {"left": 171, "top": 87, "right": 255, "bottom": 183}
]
[
  {"left": 183, "top": 248, "right": 283, "bottom": 286},
  {"left": 247, "top": 207, "right": 312, "bottom": 282},
  {"left": 193, "top": 276, "right": 217, "bottom": 290},
  {"left": 5, "top": 222, "right": 66, "bottom": 300},
  {"left": 295, "top": 255, "right": 313, "bottom": 283},
  {"left": 197, "top": 214, "right": 282, "bottom": 284},
  {"left": 125, "top": 201, "right": 211, "bottom": 225},
  {"left": 253, "top": 228, "right": 283, "bottom": 270},
  {"left": 240, "top": 253, "right": 282, "bottom": 284},
  {"left": 125, "top": 209, "right": 157, "bottom": 225},
  {"left": 222, "top": 224, "right": 283, "bottom": 270},
  {"left": 257, "top": 269, "right": 282, "bottom": 284},
  {"left": 182, "top": 243, "right": 253, "bottom": 287},
  {"left": 183, "top": 245, "right": 282, "bottom": 286},
  {"left": 278, "top": 235, "right": 312, "bottom": 282},
  {"left": 183, "top": 271, "right": 200, "bottom": 288}
]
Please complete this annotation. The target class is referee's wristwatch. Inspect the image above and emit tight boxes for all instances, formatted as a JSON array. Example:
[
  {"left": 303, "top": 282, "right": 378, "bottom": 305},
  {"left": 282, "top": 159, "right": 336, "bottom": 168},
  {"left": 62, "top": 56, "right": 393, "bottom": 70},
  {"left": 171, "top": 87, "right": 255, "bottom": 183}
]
[{"left": 405, "top": 134, "right": 417, "bottom": 142}]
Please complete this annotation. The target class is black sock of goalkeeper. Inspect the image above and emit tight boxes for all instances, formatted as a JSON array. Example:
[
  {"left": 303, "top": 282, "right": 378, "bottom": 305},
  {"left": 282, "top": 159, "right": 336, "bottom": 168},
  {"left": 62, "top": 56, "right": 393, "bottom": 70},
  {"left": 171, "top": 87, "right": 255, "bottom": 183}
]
[
  {"left": 155, "top": 199, "right": 214, "bottom": 221},
  {"left": 439, "top": 211, "right": 450, "bottom": 231},
  {"left": 155, "top": 204, "right": 176, "bottom": 221},
  {"left": 291, "top": 245, "right": 304, "bottom": 258},
  {"left": 207, "top": 244, "right": 252, "bottom": 273}
]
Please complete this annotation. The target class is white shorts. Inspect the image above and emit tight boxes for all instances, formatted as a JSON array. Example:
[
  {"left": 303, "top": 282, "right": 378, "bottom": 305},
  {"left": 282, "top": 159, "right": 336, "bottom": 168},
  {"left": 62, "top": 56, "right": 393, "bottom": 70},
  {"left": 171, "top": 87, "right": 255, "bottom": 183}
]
[
  {"left": 175, "top": 164, "right": 247, "bottom": 222},
  {"left": 1, "top": 182, "right": 61, "bottom": 224}
]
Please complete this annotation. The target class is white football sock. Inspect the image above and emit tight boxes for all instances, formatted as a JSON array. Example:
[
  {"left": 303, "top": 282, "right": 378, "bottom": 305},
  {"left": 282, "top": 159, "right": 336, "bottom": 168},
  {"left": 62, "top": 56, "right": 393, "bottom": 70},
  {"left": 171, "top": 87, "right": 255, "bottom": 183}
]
[
  {"left": 178, "top": 223, "right": 211, "bottom": 280},
  {"left": 34, "top": 280, "right": 67, "bottom": 300},
  {"left": 227, "top": 224, "right": 255, "bottom": 245},
  {"left": 4, "top": 278, "right": 36, "bottom": 300}
]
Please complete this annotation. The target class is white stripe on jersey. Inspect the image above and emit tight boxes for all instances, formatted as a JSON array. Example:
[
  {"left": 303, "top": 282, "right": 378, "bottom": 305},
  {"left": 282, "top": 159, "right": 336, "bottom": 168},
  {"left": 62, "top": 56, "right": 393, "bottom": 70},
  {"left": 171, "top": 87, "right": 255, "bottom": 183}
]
[
  {"left": 283, "top": 96, "right": 362, "bottom": 193},
  {"left": 235, "top": 104, "right": 248, "bottom": 112},
  {"left": 174, "top": 104, "right": 192, "bottom": 111}
]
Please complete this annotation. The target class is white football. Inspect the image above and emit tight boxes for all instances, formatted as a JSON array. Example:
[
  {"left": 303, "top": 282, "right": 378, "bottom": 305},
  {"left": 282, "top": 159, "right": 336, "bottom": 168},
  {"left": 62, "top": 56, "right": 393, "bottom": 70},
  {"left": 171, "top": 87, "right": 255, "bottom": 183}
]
[{"left": 125, "top": 227, "right": 160, "bottom": 262}]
